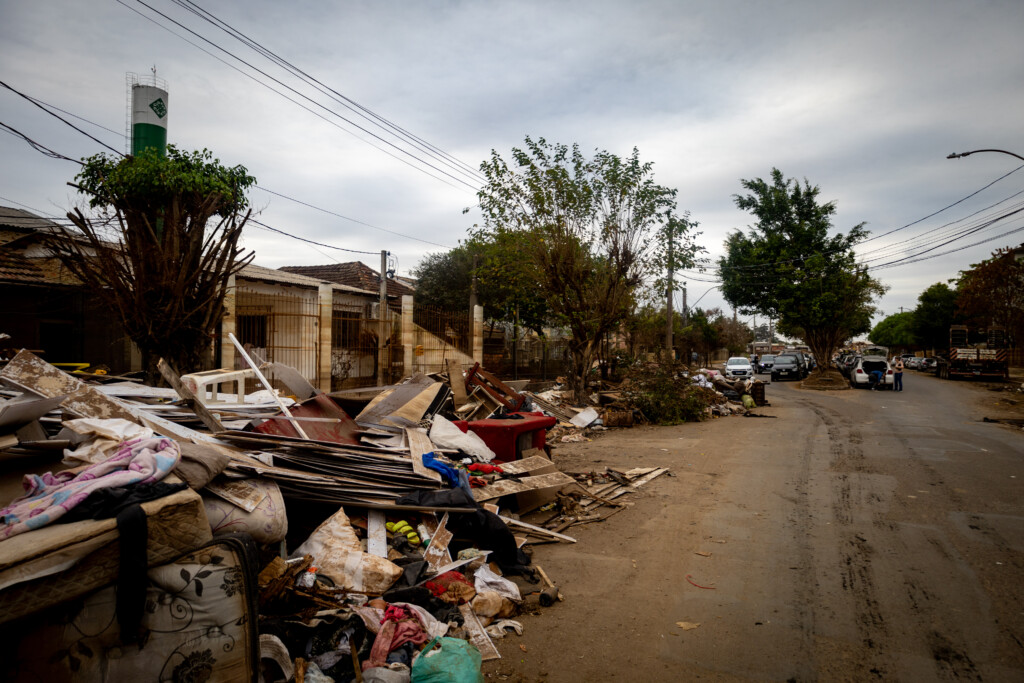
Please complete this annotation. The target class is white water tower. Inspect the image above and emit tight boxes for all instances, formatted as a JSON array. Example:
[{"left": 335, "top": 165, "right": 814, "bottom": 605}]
[{"left": 126, "top": 71, "right": 168, "bottom": 156}]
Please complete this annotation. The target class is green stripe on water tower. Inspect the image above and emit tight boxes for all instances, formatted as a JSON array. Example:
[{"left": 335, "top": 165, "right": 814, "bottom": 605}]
[{"left": 131, "top": 85, "right": 168, "bottom": 156}]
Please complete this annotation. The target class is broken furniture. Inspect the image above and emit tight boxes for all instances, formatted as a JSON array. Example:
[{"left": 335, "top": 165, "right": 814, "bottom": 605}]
[
  {"left": 453, "top": 412, "right": 557, "bottom": 464},
  {"left": 464, "top": 363, "right": 527, "bottom": 413},
  {"left": 179, "top": 367, "right": 257, "bottom": 405}
]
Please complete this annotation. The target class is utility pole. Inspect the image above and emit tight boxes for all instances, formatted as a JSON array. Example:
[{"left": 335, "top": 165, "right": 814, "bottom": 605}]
[
  {"left": 682, "top": 284, "right": 687, "bottom": 324},
  {"left": 377, "top": 250, "right": 387, "bottom": 386},
  {"left": 665, "top": 230, "right": 674, "bottom": 360},
  {"left": 469, "top": 253, "right": 479, "bottom": 318}
]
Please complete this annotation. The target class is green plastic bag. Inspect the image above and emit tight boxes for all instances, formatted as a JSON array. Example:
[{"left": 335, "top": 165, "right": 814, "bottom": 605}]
[{"left": 411, "top": 637, "right": 484, "bottom": 683}]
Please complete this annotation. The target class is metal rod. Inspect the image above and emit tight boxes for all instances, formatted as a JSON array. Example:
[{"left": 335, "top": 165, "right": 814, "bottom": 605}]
[{"left": 228, "top": 332, "right": 310, "bottom": 440}]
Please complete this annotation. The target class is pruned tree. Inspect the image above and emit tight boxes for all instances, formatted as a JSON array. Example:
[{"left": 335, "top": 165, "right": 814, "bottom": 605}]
[
  {"left": 719, "top": 168, "right": 885, "bottom": 373},
  {"left": 49, "top": 146, "right": 255, "bottom": 383},
  {"left": 912, "top": 282, "right": 960, "bottom": 350},
  {"left": 473, "top": 137, "right": 684, "bottom": 401},
  {"left": 955, "top": 246, "right": 1024, "bottom": 345}
]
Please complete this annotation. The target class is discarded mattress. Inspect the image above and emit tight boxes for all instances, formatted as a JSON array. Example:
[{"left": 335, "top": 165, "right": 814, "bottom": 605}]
[
  {"left": 0, "top": 534, "right": 260, "bottom": 682},
  {"left": 0, "top": 483, "right": 211, "bottom": 625}
]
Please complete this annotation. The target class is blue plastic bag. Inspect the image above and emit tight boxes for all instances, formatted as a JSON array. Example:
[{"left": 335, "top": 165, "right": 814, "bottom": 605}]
[{"left": 410, "top": 637, "right": 484, "bottom": 683}]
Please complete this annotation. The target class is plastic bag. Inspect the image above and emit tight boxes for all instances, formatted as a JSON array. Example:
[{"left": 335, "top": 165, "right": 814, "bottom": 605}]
[{"left": 411, "top": 637, "right": 484, "bottom": 683}]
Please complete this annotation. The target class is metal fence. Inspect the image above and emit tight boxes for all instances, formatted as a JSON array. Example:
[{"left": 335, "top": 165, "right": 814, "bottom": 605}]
[
  {"left": 330, "top": 302, "right": 402, "bottom": 390},
  {"left": 409, "top": 305, "right": 473, "bottom": 375},
  {"left": 234, "top": 285, "right": 320, "bottom": 392}
]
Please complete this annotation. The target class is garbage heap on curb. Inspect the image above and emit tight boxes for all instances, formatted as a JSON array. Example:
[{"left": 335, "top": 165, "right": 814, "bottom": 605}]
[{"left": 0, "top": 351, "right": 684, "bottom": 682}]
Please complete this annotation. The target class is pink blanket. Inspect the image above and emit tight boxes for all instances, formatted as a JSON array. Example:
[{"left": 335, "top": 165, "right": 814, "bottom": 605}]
[{"left": 0, "top": 437, "right": 181, "bottom": 540}]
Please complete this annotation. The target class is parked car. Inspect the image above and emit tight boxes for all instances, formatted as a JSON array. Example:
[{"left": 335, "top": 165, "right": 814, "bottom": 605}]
[
  {"left": 905, "top": 356, "right": 921, "bottom": 370},
  {"left": 919, "top": 357, "right": 937, "bottom": 371},
  {"left": 840, "top": 354, "right": 859, "bottom": 377},
  {"left": 771, "top": 354, "right": 804, "bottom": 381},
  {"left": 757, "top": 354, "right": 776, "bottom": 373},
  {"left": 850, "top": 355, "right": 894, "bottom": 389},
  {"left": 724, "top": 356, "right": 754, "bottom": 379}
]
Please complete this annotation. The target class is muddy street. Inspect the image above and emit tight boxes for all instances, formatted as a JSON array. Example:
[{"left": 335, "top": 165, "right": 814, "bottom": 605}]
[{"left": 486, "top": 374, "right": 1024, "bottom": 682}]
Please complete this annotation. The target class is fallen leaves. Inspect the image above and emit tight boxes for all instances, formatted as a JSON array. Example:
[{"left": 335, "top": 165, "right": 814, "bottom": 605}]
[{"left": 675, "top": 621, "right": 701, "bottom": 631}]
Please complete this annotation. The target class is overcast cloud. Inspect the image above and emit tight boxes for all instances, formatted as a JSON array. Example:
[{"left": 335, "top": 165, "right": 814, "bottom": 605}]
[{"left": 2, "top": 0, "right": 1023, "bottom": 331}]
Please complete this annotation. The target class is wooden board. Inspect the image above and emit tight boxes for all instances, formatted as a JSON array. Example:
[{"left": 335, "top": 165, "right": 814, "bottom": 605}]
[
  {"left": 355, "top": 373, "right": 435, "bottom": 425},
  {"left": 405, "top": 427, "right": 443, "bottom": 483},
  {"left": 498, "top": 515, "right": 576, "bottom": 543},
  {"left": 472, "top": 471, "right": 576, "bottom": 502},
  {"left": 423, "top": 513, "right": 453, "bottom": 573},
  {"left": 367, "top": 509, "right": 388, "bottom": 557},
  {"left": 204, "top": 478, "right": 268, "bottom": 512},
  {"left": 496, "top": 455, "right": 556, "bottom": 475},
  {"left": 446, "top": 359, "right": 468, "bottom": 408},
  {"left": 459, "top": 603, "right": 501, "bottom": 661},
  {"left": 158, "top": 358, "right": 225, "bottom": 433}
]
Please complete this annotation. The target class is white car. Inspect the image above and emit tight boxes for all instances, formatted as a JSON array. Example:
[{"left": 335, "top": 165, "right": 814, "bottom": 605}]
[
  {"left": 850, "top": 355, "right": 894, "bottom": 389},
  {"left": 724, "top": 357, "right": 754, "bottom": 379}
]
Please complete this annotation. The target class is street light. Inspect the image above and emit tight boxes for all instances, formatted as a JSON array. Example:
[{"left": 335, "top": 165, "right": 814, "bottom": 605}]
[{"left": 947, "top": 149, "right": 1024, "bottom": 163}]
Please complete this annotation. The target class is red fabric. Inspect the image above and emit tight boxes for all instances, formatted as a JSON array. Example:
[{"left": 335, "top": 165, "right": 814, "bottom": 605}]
[
  {"left": 363, "top": 605, "right": 431, "bottom": 669},
  {"left": 467, "top": 463, "right": 503, "bottom": 474}
]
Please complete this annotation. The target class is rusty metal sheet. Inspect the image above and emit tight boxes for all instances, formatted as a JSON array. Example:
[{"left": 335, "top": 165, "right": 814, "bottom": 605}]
[{"left": 254, "top": 394, "right": 361, "bottom": 445}]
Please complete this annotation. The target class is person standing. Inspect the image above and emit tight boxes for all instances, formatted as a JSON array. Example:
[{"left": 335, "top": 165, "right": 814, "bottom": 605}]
[{"left": 894, "top": 358, "right": 904, "bottom": 392}]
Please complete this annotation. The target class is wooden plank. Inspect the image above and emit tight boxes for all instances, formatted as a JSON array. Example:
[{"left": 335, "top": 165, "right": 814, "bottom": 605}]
[
  {"left": 446, "top": 359, "right": 468, "bottom": 409},
  {"left": 203, "top": 478, "right": 267, "bottom": 512},
  {"left": 367, "top": 509, "right": 388, "bottom": 557},
  {"left": 496, "top": 455, "right": 556, "bottom": 475},
  {"left": 158, "top": 358, "right": 226, "bottom": 433},
  {"left": 0, "top": 349, "right": 206, "bottom": 443},
  {"left": 405, "top": 427, "right": 443, "bottom": 483},
  {"left": 472, "top": 472, "right": 576, "bottom": 502},
  {"left": 498, "top": 515, "right": 576, "bottom": 543},
  {"left": 459, "top": 603, "right": 501, "bottom": 661},
  {"left": 355, "top": 373, "right": 434, "bottom": 424},
  {"left": 423, "top": 513, "right": 453, "bottom": 572}
]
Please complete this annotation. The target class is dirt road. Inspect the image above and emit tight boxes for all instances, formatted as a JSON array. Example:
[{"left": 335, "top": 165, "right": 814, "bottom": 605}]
[{"left": 484, "top": 372, "right": 1024, "bottom": 681}]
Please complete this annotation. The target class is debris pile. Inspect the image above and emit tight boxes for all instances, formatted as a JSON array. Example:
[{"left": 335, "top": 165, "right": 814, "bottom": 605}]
[{"left": 0, "top": 349, "right": 767, "bottom": 680}]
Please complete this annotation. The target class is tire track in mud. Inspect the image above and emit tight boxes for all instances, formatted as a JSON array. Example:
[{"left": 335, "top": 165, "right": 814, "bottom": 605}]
[
  {"left": 784, "top": 425, "right": 820, "bottom": 681},
  {"left": 889, "top": 428, "right": 1019, "bottom": 676},
  {"left": 798, "top": 397, "right": 891, "bottom": 679}
]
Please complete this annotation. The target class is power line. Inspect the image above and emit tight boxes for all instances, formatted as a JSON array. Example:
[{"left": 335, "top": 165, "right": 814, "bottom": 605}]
[
  {"left": 0, "top": 120, "right": 84, "bottom": 164},
  {"left": 248, "top": 217, "right": 379, "bottom": 255},
  {"left": 171, "top": 0, "right": 485, "bottom": 186},
  {"left": 2, "top": 80, "right": 457, "bottom": 252},
  {"left": 0, "top": 80, "right": 123, "bottom": 156},
  {"left": 254, "top": 186, "right": 455, "bottom": 249},
  {"left": 121, "top": 0, "right": 480, "bottom": 192}
]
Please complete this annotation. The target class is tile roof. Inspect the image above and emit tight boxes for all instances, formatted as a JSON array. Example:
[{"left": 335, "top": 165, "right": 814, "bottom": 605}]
[
  {"left": 238, "top": 264, "right": 380, "bottom": 295},
  {"left": 0, "top": 250, "right": 48, "bottom": 283},
  {"left": 0, "top": 206, "right": 63, "bottom": 233},
  {"left": 279, "top": 262, "right": 415, "bottom": 298}
]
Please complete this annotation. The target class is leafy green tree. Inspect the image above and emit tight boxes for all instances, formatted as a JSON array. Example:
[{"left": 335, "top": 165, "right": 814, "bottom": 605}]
[
  {"left": 474, "top": 136, "right": 686, "bottom": 401},
  {"left": 413, "top": 246, "right": 475, "bottom": 313},
  {"left": 912, "top": 282, "right": 959, "bottom": 350},
  {"left": 955, "top": 246, "right": 1024, "bottom": 345},
  {"left": 50, "top": 146, "right": 255, "bottom": 382},
  {"left": 712, "top": 313, "right": 753, "bottom": 355},
  {"left": 870, "top": 312, "right": 917, "bottom": 348},
  {"left": 718, "top": 168, "right": 886, "bottom": 373},
  {"left": 678, "top": 308, "right": 719, "bottom": 366},
  {"left": 413, "top": 235, "right": 549, "bottom": 334}
]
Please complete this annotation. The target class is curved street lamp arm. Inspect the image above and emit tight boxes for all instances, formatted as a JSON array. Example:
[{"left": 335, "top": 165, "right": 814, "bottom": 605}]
[{"left": 947, "top": 149, "right": 1024, "bottom": 163}]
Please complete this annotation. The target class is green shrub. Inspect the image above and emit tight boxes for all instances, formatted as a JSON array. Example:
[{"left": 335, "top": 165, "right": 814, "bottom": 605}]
[{"left": 623, "top": 362, "right": 712, "bottom": 424}]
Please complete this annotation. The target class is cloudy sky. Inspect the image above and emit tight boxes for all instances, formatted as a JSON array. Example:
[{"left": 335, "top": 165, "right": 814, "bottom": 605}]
[{"left": 2, "top": 0, "right": 1023, "bottom": 331}]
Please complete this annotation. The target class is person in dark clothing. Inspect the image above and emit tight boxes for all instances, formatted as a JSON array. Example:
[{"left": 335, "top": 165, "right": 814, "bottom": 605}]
[{"left": 869, "top": 369, "right": 883, "bottom": 390}]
